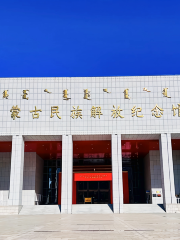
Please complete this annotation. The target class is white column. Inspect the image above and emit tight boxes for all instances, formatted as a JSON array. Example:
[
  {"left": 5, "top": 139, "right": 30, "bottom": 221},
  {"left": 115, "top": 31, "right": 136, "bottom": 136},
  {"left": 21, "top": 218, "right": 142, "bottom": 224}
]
[
  {"left": 61, "top": 135, "right": 73, "bottom": 214},
  {"left": 111, "top": 134, "right": 119, "bottom": 213},
  {"left": 117, "top": 134, "right": 123, "bottom": 213},
  {"left": 159, "top": 133, "right": 176, "bottom": 208},
  {"left": 8, "top": 135, "right": 24, "bottom": 205},
  {"left": 167, "top": 133, "right": 176, "bottom": 204},
  {"left": 61, "top": 135, "right": 68, "bottom": 213},
  {"left": 67, "top": 135, "right": 73, "bottom": 214}
]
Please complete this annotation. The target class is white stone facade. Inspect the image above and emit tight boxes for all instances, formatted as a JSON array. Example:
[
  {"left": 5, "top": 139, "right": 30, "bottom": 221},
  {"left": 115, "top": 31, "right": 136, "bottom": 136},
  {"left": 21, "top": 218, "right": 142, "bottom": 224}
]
[
  {"left": 0, "top": 76, "right": 180, "bottom": 214},
  {"left": 0, "top": 76, "right": 180, "bottom": 136},
  {"left": 144, "top": 151, "right": 163, "bottom": 204},
  {"left": 22, "top": 152, "right": 44, "bottom": 205}
]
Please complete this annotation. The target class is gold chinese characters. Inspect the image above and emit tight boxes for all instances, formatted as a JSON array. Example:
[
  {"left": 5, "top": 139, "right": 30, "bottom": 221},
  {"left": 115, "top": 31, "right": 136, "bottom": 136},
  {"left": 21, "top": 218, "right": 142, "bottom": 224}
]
[
  {"left": 151, "top": 104, "right": 164, "bottom": 118},
  {"left": 111, "top": 105, "right": 124, "bottom": 118},
  {"left": 9, "top": 104, "right": 179, "bottom": 120},
  {"left": 71, "top": 106, "right": 82, "bottom": 119},
  {"left": 172, "top": 104, "right": 180, "bottom": 117},
  {"left": 131, "top": 106, "right": 144, "bottom": 118},
  {"left": 50, "top": 106, "right": 61, "bottom": 119},
  {"left": 10, "top": 105, "right": 21, "bottom": 120},
  {"left": 91, "top": 106, "right": 103, "bottom": 119},
  {"left": 30, "top": 106, "right": 42, "bottom": 119}
]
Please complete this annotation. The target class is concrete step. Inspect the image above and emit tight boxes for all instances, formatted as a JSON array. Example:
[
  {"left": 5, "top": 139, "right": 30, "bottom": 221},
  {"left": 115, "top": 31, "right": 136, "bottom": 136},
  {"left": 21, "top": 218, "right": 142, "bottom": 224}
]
[
  {"left": 19, "top": 204, "right": 165, "bottom": 215},
  {"left": 72, "top": 204, "right": 113, "bottom": 214},
  {"left": 123, "top": 204, "right": 165, "bottom": 213},
  {"left": 0, "top": 206, "right": 22, "bottom": 215},
  {"left": 19, "top": 205, "right": 61, "bottom": 215}
]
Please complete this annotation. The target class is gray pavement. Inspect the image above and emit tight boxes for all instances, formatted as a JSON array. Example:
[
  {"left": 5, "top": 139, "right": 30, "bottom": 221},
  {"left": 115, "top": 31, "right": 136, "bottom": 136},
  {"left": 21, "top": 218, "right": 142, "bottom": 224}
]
[{"left": 0, "top": 213, "right": 180, "bottom": 239}]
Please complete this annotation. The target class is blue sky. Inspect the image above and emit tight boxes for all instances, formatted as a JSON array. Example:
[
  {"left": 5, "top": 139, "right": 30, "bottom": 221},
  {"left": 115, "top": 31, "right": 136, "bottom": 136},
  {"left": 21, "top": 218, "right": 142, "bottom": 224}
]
[{"left": 0, "top": 0, "right": 179, "bottom": 77}]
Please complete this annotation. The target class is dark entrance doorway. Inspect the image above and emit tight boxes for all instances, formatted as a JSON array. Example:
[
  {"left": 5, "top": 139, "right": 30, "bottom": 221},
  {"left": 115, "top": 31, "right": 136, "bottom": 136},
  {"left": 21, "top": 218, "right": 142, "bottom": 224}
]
[
  {"left": 123, "top": 158, "right": 145, "bottom": 203},
  {"left": 42, "top": 159, "right": 61, "bottom": 204},
  {"left": 76, "top": 181, "right": 110, "bottom": 204},
  {"left": 122, "top": 140, "right": 160, "bottom": 204}
]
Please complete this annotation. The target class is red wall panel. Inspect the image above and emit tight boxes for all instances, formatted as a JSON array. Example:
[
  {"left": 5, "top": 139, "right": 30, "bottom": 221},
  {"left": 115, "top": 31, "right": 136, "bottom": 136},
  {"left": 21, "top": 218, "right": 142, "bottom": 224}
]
[
  {"left": 72, "top": 180, "right": 76, "bottom": 204},
  {"left": 0, "top": 142, "right": 12, "bottom": 152},
  {"left": 123, "top": 171, "right": 129, "bottom": 204}
]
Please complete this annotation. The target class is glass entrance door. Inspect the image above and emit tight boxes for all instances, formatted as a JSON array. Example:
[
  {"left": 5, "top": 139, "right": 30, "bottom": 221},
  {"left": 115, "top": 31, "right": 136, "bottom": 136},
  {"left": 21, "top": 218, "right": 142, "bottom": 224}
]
[
  {"left": 42, "top": 159, "right": 61, "bottom": 204},
  {"left": 77, "top": 181, "right": 110, "bottom": 204}
]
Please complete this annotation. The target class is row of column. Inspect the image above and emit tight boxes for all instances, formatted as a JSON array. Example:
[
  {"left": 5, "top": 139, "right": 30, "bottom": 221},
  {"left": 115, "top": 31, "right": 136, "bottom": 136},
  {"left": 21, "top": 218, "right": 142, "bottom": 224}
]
[{"left": 7, "top": 133, "right": 177, "bottom": 213}]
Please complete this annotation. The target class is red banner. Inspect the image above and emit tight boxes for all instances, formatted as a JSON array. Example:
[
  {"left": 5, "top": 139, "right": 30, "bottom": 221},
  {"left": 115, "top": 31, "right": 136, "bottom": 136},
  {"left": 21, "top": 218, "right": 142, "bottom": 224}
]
[{"left": 73, "top": 172, "right": 112, "bottom": 181}]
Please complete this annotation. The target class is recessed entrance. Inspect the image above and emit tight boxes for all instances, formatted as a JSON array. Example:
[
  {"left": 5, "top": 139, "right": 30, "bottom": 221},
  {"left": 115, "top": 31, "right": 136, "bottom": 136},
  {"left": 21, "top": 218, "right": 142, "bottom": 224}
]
[
  {"left": 42, "top": 159, "right": 61, "bottom": 204},
  {"left": 77, "top": 181, "right": 110, "bottom": 204},
  {"left": 122, "top": 139, "right": 160, "bottom": 204},
  {"left": 24, "top": 141, "right": 62, "bottom": 205},
  {"left": 73, "top": 140, "right": 113, "bottom": 205}
]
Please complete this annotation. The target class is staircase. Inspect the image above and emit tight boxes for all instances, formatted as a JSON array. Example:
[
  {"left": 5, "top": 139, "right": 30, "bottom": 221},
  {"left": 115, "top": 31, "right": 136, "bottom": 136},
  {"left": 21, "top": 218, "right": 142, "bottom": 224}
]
[
  {"left": 19, "top": 204, "right": 165, "bottom": 215},
  {"left": 123, "top": 204, "right": 165, "bottom": 213},
  {"left": 72, "top": 204, "right": 113, "bottom": 214},
  {"left": 19, "top": 205, "right": 61, "bottom": 215}
]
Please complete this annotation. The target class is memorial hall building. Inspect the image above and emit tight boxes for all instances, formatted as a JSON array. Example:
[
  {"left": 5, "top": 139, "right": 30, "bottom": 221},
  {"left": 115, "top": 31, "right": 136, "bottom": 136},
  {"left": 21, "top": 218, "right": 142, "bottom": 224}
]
[{"left": 0, "top": 75, "right": 180, "bottom": 215}]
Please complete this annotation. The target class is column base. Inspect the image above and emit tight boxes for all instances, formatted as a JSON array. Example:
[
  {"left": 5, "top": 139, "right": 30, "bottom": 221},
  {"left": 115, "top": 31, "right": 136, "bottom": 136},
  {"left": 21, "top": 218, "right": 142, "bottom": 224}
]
[
  {"left": 0, "top": 205, "right": 23, "bottom": 215},
  {"left": 119, "top": 204, "right": 123, "bottom": 213},
  {"left": 165, "top": 204, "right": 180, "bottom": 213},
  {"left": 61, "top": 205, "right": 68, "bottom": 214}
]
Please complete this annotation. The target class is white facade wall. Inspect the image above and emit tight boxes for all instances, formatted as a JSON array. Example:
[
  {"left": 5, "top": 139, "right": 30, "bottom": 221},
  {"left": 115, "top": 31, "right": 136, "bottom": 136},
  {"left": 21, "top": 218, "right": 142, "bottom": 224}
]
[
  {"left": 0, "top": 152, "right": 44, "bottom": 206},
  {"left": 22, "top": 153, "right": 44, "bottom": 205},
  {"left": 0, "top": 76, "right": 179, "bottom": 136},
  {"left": 0, "top": 76, "right": 180, "bottom": 213},
  {"left": 22, "top": 152, "right": 36, "bottom": 205},
  {"left": 149, "top": 151, "right": 162, "bottom": 190},
  {"left": 144, "top": 151, "right": 163, "bottom": 204}
]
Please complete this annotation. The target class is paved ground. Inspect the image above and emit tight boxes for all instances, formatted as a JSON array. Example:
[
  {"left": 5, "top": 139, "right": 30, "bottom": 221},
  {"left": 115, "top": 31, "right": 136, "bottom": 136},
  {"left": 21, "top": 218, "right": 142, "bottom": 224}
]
[{"left": 0, "top": 213, "right": 180, "bottom": 239}]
